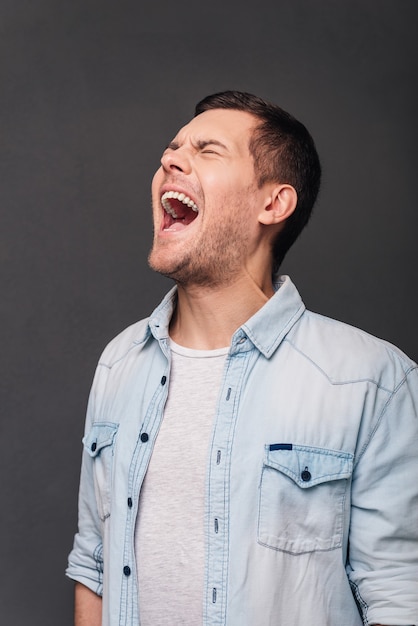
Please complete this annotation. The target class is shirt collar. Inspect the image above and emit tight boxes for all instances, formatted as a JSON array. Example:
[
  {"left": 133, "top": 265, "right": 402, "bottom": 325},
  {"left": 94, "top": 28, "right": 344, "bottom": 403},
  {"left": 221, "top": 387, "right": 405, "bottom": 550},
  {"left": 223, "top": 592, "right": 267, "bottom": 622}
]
[
  {"left": 236, "top": 275, "right": 305, "bottom": 358},
  {"left": 144, "top": 276, "right": 305, "bottom": 358}
]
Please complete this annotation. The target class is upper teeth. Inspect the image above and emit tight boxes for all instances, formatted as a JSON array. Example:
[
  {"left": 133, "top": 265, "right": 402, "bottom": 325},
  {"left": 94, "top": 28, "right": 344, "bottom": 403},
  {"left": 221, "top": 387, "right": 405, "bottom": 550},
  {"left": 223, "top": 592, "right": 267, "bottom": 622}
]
[{"left": 161, "top": 191, "right": 199, "bottom": 218}]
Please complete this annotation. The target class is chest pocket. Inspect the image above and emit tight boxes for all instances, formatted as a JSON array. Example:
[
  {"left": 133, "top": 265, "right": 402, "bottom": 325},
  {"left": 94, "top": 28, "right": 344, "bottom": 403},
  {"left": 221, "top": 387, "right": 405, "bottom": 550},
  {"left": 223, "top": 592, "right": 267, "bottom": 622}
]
[
  {"left": 83, "top": 422, "right": 119, "bottom": 522},
  {"left": 258, "top": 444, "right": 353, "bottom": 555}
]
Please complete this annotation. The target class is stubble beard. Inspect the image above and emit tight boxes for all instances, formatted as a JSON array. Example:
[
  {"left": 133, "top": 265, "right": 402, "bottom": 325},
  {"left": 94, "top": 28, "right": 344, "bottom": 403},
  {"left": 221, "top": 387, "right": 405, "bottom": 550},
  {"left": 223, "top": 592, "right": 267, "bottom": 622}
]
[{"left": 148, "top": 197, "right": 252, "bottom": 288}]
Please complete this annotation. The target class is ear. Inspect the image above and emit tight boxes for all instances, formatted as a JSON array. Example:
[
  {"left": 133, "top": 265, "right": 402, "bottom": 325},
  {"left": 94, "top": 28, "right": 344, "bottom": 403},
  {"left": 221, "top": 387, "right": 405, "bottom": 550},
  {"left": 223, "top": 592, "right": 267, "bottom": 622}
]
[{"left": 258, "top": 184, "right": 297, "bottom": 226}]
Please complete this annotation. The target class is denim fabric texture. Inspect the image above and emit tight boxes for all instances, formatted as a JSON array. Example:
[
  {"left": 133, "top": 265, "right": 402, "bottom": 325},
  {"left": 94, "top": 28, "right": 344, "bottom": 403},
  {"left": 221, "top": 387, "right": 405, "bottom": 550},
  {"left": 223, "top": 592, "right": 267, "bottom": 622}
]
[{"left": 67, "top": 276, "right": 418, "bottom": 626}]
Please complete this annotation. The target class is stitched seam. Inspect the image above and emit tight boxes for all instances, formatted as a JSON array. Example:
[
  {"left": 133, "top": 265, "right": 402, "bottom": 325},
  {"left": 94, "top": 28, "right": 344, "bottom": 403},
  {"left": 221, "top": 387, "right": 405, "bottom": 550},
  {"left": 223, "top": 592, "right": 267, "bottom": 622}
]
[
  {"left": 354, "top": 367, "right": 417, "bottom": 468},
  {"left": 284, "top": 337, "right": 401, "bottom": 391},
  {"left": 349, "top": 579, "right": 369, "bottom": 625},
  {"left": 93, "top": 542, "right": 104, "bottom": 595},
  {"left": 98, "top": 336, "right": 150, "bottom": 369},
  {"left": 244, "top": 302, "right": 305, "bottom": 357}
]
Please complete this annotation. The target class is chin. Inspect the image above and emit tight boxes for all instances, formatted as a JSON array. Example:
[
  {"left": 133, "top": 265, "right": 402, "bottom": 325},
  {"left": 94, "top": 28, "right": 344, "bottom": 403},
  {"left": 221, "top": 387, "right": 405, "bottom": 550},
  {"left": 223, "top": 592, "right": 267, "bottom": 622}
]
[{"left": 148, "top": 250, "right": 183, "bottom": 280}]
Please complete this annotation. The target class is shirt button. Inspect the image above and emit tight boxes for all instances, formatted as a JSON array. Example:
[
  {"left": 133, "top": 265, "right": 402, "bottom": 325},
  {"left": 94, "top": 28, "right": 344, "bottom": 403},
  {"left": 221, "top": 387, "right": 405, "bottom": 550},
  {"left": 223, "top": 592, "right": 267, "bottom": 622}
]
[
  {"left": 301, "top": 467, "right": 311, "bottom": 482},
  {"left": 161, "top": 375, "right": 167, "bottom": 385},
  {"left": 123, "top": 566, "right": 131, "bottom": 576},
  {"left": 91, "top": 442, "right": 97, "bottom": 452},
  {"left": 140, "top": 432, "right": 149, "bottom": 443},
  {"left": 127, "top": 497, "right": 133, "bottom": 508}
]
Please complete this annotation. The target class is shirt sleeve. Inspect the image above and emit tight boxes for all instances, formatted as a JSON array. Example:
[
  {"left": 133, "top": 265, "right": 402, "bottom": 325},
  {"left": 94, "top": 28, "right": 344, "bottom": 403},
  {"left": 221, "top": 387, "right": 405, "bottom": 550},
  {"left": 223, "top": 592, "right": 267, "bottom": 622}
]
[
  {"left": 347, "top": 365, "right": 418, "bottom": 626},
  {"left": 66, "top": 368, "right": 104, "bottom": 596}
]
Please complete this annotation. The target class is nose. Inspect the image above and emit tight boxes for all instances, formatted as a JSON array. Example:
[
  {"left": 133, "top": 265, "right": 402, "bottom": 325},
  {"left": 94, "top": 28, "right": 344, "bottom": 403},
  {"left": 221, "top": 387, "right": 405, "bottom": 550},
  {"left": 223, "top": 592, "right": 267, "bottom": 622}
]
[{"left": 160, "top": 147, "right": 192, "bottom": 174}]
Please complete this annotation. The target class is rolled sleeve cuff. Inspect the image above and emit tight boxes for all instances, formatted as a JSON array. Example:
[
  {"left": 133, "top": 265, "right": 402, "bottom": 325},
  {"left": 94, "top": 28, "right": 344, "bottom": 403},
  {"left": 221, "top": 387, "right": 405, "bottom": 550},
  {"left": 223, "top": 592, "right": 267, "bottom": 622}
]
[{"left": 66, "top": 535, "right": 104, "bottom": 597}]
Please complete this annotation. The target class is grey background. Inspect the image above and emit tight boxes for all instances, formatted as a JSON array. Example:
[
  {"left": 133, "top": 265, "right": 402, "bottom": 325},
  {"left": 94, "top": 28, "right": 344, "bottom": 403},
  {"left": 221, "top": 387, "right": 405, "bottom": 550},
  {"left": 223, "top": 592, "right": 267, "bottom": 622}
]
[{"left": 1, "top": 1, "right": 417, "bottom": 623}]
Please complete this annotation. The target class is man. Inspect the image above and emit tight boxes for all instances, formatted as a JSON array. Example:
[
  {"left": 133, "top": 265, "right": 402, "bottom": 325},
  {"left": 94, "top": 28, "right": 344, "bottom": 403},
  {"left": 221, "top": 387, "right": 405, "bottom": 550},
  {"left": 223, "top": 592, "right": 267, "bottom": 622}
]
[{"left": 67, "top": 91, "right": 418, "bottom": 625}]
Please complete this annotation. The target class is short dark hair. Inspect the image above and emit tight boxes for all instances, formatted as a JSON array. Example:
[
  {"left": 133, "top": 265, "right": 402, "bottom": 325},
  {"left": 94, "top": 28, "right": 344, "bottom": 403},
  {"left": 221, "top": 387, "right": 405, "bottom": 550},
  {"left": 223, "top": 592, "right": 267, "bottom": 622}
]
[{"left": 195, "top": 91, "right": 321, "bottom": 273}]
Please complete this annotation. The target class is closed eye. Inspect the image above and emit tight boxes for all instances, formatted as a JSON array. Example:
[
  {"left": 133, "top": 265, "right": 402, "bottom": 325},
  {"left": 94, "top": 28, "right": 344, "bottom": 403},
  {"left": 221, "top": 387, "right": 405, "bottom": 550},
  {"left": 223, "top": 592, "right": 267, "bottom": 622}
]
[
  {"left": 162, "top": 139, "right": 228, "bottom": 157},
  {"left": 196, "top": 139, "right": 228, "bottom": 154}
]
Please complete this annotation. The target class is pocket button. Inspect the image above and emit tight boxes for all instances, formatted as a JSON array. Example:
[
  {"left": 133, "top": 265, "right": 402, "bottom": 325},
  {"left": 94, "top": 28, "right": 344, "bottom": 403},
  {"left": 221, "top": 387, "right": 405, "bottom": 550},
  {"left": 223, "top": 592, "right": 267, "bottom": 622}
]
[{"left": 301, "top": 467, "right": 311, "bottom": 482}]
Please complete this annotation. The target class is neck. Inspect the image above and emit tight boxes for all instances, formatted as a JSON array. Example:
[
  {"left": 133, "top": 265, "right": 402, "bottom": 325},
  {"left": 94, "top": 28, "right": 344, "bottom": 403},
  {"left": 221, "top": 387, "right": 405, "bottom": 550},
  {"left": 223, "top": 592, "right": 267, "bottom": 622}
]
[{"left": 169, "top": 270, "right": 274, "bottom": 350}]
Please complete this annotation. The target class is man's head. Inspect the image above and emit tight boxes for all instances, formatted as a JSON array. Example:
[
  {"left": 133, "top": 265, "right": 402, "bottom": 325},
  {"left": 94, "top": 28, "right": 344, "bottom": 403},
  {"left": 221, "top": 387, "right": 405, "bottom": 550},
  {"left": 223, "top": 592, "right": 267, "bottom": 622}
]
[
  {"left": 195, "top": 91, "right": 321, "bottom": 274},
  {"left": 149, "top": 91, "right": 321, "bottom": 287}
]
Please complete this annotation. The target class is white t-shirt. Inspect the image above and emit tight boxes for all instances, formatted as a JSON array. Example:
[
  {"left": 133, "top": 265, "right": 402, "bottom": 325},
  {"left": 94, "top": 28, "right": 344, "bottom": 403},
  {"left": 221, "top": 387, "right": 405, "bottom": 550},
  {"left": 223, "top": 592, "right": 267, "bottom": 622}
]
[{"left": 135, "top": 340, "right": 228, "bottom": 625}]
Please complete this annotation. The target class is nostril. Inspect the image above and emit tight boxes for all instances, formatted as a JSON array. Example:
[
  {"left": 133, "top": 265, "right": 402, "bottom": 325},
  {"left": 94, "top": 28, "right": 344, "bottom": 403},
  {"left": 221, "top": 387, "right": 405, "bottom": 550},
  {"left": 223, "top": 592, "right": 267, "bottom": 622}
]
[
  {"left": 161, "top": 146, "right": 192, "bottom": 173},
  {"left": 161, "top": 153, "right": 184, "bottom": 173}
]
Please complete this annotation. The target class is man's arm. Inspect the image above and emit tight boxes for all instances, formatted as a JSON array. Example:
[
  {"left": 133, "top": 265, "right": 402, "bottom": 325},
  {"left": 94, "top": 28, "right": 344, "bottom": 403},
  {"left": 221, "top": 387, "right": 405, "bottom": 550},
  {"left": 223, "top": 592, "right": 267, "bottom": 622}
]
[
  {"left": 75, "top": 582, "right": 102, "bottom": 626},
  {"left": 348, "top": 366, "right": 418, "bottom": 625},
  {"left": 67, "top": 365, "right": 106, "bottom": 623}
]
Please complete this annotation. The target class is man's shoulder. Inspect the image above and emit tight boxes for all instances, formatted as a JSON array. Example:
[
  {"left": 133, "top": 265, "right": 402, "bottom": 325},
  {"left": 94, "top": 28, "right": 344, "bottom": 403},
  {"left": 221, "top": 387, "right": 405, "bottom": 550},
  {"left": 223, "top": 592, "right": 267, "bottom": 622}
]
[
  {"left": 95, "top": 288, "right": 177, "bottom": 369},
  {"left": 287, "top": 308, "right": 417, "bottom": 389},
  {"left": 97, "top": 317, "right": 151, "bottom": 369}
]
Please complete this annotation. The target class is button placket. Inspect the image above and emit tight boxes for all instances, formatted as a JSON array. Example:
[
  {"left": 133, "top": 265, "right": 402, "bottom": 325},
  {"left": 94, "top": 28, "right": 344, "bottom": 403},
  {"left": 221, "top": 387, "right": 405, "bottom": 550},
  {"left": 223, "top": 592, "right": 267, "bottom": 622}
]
[
  {"left": 205, "top": 348, "right": 254, "bottom": 624},
  {"left": 120, "top": 360, "right": 171, "bottom": 625}
]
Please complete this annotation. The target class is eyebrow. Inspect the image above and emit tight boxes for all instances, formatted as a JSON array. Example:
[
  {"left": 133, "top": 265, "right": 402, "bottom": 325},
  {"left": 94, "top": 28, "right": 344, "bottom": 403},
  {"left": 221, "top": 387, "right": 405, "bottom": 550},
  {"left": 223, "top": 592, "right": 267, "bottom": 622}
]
[{"left": 166, "top": 139, "right": 229, "bottom": 151}]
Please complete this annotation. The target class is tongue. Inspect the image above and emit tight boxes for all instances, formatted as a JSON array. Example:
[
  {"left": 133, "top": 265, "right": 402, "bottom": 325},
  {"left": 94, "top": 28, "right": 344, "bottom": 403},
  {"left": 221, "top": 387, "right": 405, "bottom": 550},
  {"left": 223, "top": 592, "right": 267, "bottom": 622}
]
[
  {"left": 165, "top": 221, "right": 189, "bottom": 232},
  {"left": 166, "top": 198, "right": 198, "bottom": 227}
]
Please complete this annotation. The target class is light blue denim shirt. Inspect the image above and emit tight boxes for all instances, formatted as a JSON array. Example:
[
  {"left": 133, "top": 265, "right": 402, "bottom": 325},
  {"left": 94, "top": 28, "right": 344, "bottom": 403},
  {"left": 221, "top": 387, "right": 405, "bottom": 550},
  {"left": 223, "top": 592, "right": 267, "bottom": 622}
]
[{"left": 67, "top": 276, "right": 418, "bottom": 626}]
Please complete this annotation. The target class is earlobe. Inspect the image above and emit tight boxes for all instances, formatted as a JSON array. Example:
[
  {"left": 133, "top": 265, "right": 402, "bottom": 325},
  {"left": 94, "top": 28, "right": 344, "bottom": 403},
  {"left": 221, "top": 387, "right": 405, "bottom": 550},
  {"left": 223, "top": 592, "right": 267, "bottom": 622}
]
[{"left": 258, "top": 184, "right": 298, "bottom": 226}]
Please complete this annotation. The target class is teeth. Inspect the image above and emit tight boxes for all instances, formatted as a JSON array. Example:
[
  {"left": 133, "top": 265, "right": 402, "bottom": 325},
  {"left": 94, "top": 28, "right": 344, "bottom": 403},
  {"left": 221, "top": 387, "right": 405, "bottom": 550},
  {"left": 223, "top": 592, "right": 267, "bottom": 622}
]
[{"left": 161, "top": 191, "right": 199, "bottom": 217}]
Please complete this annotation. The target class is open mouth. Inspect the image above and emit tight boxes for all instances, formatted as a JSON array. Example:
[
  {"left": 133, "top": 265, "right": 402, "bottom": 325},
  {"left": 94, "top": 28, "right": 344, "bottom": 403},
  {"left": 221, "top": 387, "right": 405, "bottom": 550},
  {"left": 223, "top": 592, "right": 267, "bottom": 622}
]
[{"left": 161, "top": 191, "right": 199, "bottom": 230}]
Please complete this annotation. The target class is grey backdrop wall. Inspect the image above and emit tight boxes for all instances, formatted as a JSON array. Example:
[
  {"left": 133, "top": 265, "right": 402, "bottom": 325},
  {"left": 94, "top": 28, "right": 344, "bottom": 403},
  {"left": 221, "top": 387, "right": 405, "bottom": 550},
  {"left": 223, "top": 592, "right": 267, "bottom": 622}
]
[{"left": 1, "top": 1, "right": 417, "bottom": 623}]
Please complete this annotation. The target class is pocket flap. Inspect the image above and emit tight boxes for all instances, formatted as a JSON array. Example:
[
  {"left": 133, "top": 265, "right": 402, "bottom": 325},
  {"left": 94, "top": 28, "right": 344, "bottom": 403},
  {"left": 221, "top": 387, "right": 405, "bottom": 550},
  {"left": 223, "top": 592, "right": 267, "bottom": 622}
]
[
  {"left": 83, "top": 422, "right": 119, "bottom": 458},
  {"left": 264, "top": 444, "right": 353, "bottom": 488}
]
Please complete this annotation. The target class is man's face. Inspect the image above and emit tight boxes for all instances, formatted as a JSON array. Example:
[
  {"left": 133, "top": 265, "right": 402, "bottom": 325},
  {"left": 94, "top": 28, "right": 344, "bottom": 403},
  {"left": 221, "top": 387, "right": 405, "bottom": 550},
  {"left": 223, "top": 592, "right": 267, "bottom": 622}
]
[{"left": 149, "top": 108, "right": 267, "bottom": 287}]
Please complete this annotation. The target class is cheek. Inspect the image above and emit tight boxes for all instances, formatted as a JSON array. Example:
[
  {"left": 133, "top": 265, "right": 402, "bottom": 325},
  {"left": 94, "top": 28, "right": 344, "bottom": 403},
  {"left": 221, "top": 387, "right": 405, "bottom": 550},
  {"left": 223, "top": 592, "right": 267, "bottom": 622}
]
[
  {"left": 151, "top": 168, "right": 164, "bottom": 195},
  {"left": 201, "top": 177, "right": 240, "bottom": 208},
  {"left": 150, "top": 170, "right": 164, "bottom": 215}
]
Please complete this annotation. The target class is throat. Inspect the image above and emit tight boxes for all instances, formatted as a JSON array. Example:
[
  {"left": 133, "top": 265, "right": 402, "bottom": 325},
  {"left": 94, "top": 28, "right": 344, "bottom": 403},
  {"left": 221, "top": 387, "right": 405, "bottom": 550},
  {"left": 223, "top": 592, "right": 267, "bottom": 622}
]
[{"left": 171, "top": 275, "right": 273, "bottom": 349}]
